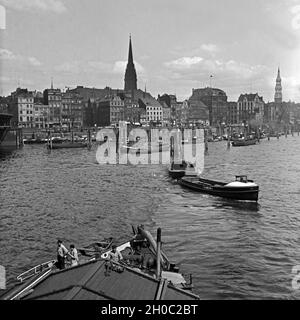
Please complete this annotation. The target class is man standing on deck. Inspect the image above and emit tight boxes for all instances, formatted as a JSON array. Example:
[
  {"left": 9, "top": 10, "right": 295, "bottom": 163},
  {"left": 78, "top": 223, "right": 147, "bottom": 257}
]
[
  {"left": 57, "top": 240, "right": 68, "bottom": 270},
  {"left": 68, "top": 244, "right": 79, "bottom": 267}
]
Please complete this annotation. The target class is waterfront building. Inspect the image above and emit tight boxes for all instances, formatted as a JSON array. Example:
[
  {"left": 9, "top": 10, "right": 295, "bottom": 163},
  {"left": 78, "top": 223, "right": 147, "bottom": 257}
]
[
  {"left": 122, "top": 91, "right": 141, "bottom": 124},
  {"left": 33, "top": 102, "right": 49, "bottom": 129},
  {"left": 108, "top": 95, "right": 125, "bottom": 125},
  {"left": 264, "top": 102, "right": 277, "bottom": 123},
  {"left": 188, "top": 88, "right": 228, "bottom": 126},
  {"left": 186, "top": 99, "right": 209, "bottom": 125},
  {"left": 87, "top": 94, "right": 125, "bottom": 127},
  {"left": 62, "top": 92, "right": 84, "bottom": 129},
  {"left": 146, "top": 103, "right": 162, "bottom": 123},
  {"left": 43, "top": 85, "right": 62, "bottom": 126},
  {"left": 160, "top": 101, "right": 171, "bottom": 125},
  {"left": 158, "top": 94, "right": 178, "bottom": 124},
  {"left": 237, "top": 93, "right": 265, "bottom": 125},
  {"left": 0, "top": 97, "right": 9, "bottom": 114},
  {"left": 227, "top": 102, "right": 238, "bottom": 124},
  {"left": 9, "top": 88, "right": 34, "bottom": 128}
]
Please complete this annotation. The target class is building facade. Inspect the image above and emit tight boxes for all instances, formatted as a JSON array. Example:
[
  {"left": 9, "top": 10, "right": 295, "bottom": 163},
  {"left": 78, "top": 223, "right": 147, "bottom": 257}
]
[
  {"left": 237, "top": 93, "right": 265, "bottom": 124},
  {"left": 227, "top": 102, "right": 238, "bottom": 124},
  {"left": 188, "top": 88, "right": 228, "bottom": 126},
  {"left": 146, "top": 104, "right": 162, "bottom": 122},
  {"left": 9, "top": 88, "right": 35, "bottom": 128},
  {"left": 161, "top": 101, "right": 171, "bottom": 124},
  {"left": 109, "top": 95, "right": 125, "bottom": 125},
  {"left": 43, "top": 87, "right": 62, "bottom": 126},
  {"left": 33, "top": 103, "right": 49, "bottom": 128},
  {"left": 62, "top": 92, "right": 84, "bottom": 129}
]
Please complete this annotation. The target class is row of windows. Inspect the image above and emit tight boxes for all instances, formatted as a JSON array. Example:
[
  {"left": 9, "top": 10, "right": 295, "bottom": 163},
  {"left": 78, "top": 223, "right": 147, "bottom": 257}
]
[
  {"left": 19, "top": 99, "right": 33, "bottom": 103},
  {"left": 19, "top": 104, "right": 33, "bottom": 108},
  {"left": 20, "top": 110, "right": 33, "bottom": 114},
  {"left": 20, "top": 116, "right": 33, "bottom": 121},
  {"left": 34, "top": 107, "right": 48, "bottom": 112},
  {"left": 147, "top": 117, "right": 163, "bottom": 121},
  {"left": 110, "top": 102, "right": 124, "bottom": 106},
  {"left": 147, "top": 114, "right": 163, "bottom": 117},
  {"left": 49, "top": 96, "right": 61, "bottom": 101},
  {"left": 147, "top": 107, "right": 162, "bottom": 111}
]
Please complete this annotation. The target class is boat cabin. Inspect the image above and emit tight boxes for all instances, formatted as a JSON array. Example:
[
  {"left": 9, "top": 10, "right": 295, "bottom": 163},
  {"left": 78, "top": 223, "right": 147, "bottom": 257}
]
[{"left": 235, "top": 175, "right": 248, "bottom": 183}]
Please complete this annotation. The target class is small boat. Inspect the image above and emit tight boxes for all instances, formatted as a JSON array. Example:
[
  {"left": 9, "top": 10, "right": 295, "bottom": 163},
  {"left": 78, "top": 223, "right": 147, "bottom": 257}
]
[
  {"left": 120, "top": 143, "right": 169, "bottom": 154},
  {"left": 179, "top": 175, "right": 259, "bottom": 201},
  {"left": 168, "top": 161, "right": 197, "bottom": 179},
  {"left": 232, "top": 138, "right": 257, "bottom": 147},
  {"left": 23, "top": 138, "right": 47, "bottom": 145},
  {"left": 77, "top": 238, "right": 114, "bottom": 258}
]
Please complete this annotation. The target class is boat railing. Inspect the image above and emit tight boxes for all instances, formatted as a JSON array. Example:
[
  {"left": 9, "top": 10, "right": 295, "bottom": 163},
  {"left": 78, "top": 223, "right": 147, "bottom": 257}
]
[{"left": 16, "top": 260, "right": 56, "bottom": 283}]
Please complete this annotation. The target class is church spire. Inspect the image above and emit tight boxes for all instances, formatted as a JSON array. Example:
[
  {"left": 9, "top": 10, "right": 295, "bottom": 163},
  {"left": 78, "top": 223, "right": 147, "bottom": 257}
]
[
  {"left": 128, "top": 34, "right": 133, "bottom": 64},
  {"left": 274, "top": 67, "right": 282, "bottom": 104},
  {"left": 124, "top": 35, "right": 137, "bottom": 92}
]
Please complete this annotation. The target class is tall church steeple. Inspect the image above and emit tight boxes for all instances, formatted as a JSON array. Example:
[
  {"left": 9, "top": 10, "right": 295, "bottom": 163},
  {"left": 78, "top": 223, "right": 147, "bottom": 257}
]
[
  {"left": 274, "top": 67, "right": 282, "bottom": 104},
  {"left": 124, "top": 35, "right": 137, "bottom": 92}
]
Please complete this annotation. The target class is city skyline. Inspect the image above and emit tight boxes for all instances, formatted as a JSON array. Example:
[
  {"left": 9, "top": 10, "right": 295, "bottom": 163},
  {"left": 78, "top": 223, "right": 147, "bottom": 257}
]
[{"left": 1, "top": 0, "right": 300, "bottom": 102}]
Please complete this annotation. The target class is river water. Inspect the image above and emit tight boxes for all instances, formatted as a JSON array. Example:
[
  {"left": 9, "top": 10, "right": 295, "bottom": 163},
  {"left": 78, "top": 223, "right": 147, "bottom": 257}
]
[{"left": 1, "top": 135, "right": 300, "bottom": 299}]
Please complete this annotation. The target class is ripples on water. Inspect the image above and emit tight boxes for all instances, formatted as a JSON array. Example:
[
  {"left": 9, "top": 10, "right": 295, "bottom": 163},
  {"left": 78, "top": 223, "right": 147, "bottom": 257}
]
[{"left": 1, "top": 136, "right": 300, "bottom": 299}]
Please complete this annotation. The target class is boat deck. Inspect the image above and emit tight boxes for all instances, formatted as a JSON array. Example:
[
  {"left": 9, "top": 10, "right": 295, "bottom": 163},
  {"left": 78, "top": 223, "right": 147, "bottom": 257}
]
[{"left": 2, "top": 260, "right": 199, "bottom": 300}]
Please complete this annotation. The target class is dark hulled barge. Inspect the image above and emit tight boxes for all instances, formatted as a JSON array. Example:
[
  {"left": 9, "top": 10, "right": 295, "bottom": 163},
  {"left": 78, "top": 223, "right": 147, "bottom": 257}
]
[{"left": 179, "top": 175, "right": 259, "bottom": 201}]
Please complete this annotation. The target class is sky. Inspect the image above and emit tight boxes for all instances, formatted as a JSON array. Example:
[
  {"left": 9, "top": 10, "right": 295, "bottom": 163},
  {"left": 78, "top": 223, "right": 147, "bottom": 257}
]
[{"left": 0, "top": 0, "right": 300, "bottom": 102}]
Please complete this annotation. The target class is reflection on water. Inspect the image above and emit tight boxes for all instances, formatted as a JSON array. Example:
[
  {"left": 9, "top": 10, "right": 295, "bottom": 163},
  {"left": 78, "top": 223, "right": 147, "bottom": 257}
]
[
  {"left": 214, "top": 199, "right": 261, "bottom": 212},
  {"left": 1, "top": 137, "right": 300, "bottom": 299}
]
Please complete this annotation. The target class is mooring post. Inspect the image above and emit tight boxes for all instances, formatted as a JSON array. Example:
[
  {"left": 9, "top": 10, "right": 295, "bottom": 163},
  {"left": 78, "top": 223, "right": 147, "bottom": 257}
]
[
  {"left": 227, "top": 127, "right": 230, "bottom": 149},
  {"left": 156, "top": 228, "right": 162, "bottom": 281},
  {"left": 204, "top": 129, "right": 208, "bottom": 154},
  {"left": 19, "top": 129, "right": 23, "bottom": 147},
  {"left": 87, "top": 129, "right": 91, "bottom": 149},
  {"left": 15, "top": 129, "right": 18, "bottom": 148}
]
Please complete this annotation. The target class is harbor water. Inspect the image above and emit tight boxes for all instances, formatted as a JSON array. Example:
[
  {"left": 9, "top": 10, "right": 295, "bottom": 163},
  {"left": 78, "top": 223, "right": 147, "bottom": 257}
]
[{"left": 1, "top": 136, "right": 300, "bottom": 299}]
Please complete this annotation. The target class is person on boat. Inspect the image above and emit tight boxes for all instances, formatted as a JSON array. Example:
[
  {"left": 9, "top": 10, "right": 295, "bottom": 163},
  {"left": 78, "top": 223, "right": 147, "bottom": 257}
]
[
  {"left": 108, "top": 245, "right": 123, "bottom": 264},
  {"left": 68, "top": 244, "right": 79, "bottom": 267},
  {"left": 56, "top": 240, "right": 68, "bottom": 270}
]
